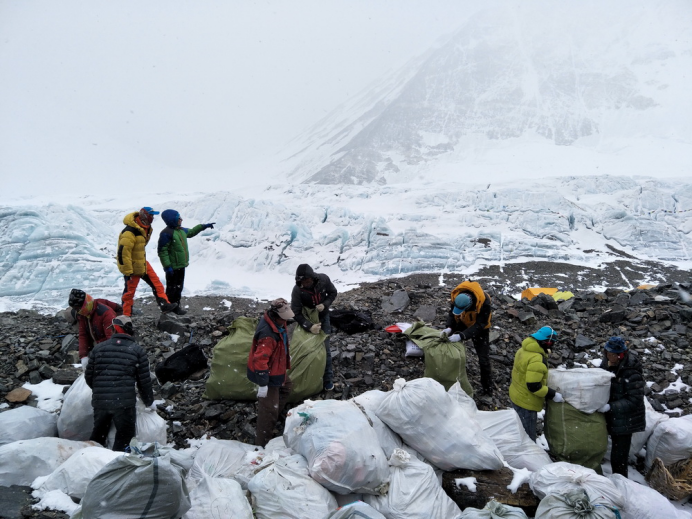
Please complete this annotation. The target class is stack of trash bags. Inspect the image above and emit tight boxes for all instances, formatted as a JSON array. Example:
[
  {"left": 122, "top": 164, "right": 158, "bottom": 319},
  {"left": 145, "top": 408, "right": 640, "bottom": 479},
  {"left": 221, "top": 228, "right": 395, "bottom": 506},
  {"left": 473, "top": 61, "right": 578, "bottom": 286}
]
[{"left": 2, "top": 373, "right": 692, "bottom": 518}]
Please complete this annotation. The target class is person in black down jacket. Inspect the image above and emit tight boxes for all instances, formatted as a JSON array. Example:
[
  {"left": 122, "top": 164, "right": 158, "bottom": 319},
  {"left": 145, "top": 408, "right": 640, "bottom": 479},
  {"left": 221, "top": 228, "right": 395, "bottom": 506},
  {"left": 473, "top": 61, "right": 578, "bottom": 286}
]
[
  {"left": 85, "top": 315, "right": 154, "bottom": 451},
  {"left": 598, "top": 336, "right": 646, "bottom": 477},
  {"left": 290, "top": 264, "right": 338, "bottom": 391}
]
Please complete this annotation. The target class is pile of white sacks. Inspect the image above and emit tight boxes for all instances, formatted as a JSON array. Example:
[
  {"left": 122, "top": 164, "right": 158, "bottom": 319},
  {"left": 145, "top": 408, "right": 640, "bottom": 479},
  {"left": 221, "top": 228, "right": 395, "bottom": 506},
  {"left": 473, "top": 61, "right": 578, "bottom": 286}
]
[{"left": 0, "top": 376, "right": 690, "bottom": 519}]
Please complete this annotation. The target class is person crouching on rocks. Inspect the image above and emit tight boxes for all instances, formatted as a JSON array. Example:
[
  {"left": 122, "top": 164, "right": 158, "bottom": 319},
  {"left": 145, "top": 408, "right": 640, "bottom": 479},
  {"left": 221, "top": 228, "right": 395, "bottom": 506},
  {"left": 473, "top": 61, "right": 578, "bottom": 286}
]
[
  {"left": 599, "top": 336, "right": 645, "bottom": 478},
  {"left": 85, "top": 315, "right": 155, "bottom": 451},
  {"left": 509, "top": 326, "right": 564, "bottom": 441},
  {"left": 157, "top": 209, "right": 215, "bottom": 315},
  {"left": 68, "top": 288, "right": 122, "bottom": 369},
  {"left": 247, "top": 298, "right": 295, "bottom": 447}
]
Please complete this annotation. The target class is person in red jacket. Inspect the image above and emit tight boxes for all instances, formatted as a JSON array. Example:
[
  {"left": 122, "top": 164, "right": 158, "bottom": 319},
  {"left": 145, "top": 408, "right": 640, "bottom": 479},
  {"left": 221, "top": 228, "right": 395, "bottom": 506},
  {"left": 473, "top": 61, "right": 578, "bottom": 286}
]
[
  {"left": 246, "top": 298, "right": 295, "bottom": 447},
  {"left": 68, "top": 289, "right": 122, "bottom": 367}
]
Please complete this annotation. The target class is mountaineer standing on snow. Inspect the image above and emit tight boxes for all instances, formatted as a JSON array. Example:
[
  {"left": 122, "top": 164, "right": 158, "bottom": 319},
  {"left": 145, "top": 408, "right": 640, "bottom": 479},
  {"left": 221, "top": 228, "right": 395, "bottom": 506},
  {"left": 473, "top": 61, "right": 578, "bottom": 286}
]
[
  {"left": 291, "top": 263, "right": 338, "bottom": 391},
  {"left": 599, "top": 336, "right": 645, "bottom": 477},
  {"left": 509, "top": 326, "right": 564, "bottom": 441},
  {"left": 247, "top": 298, "right": 295, "bottom": 447},
  {"left": 117, "top": 207, "right": 177, "bottom": 316},
  {"left": 157, "top": 209, "right": 215, "bottom": 315},
  {"left": 85, "top": 315, "right": 155, "bottom": 451},
  {"left": 442, "top": 280, "right": 494, "bottom": 395},
  {"left": 67, "top": 288, "right": 121, "bottom": 367}
]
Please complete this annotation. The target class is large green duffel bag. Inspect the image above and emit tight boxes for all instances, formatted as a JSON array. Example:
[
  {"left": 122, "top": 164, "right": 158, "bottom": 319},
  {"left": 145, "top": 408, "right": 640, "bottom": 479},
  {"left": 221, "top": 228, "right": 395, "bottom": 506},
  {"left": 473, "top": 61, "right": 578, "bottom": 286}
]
[
  {"left": 203, "top": 316, "right": 258, "bottom": 400},
  {"left": 544, "top": 400, "right": 608, "bottom": 473},
  {"left": 404, "top": 321, "right": 473, "bottom": 396},
  {"left": 286, "top": 307, "right": 326, "bottom": 403}
]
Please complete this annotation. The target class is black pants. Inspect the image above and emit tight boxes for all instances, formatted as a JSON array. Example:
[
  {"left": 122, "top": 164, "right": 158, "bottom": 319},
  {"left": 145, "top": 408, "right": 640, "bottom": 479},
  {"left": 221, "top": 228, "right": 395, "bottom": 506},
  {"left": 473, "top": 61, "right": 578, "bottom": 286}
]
[
  {"left": 470, "top": 328, "right": 492, "bottom": 392},
  {"left": 610, "top": 433, "right": 633, "bottom": 478},
  {"left": 90, "top": 406, "right": 137, "bottom": 452},
  {"left": 165, "top": 268, "right": 186, "bottom": 305}
]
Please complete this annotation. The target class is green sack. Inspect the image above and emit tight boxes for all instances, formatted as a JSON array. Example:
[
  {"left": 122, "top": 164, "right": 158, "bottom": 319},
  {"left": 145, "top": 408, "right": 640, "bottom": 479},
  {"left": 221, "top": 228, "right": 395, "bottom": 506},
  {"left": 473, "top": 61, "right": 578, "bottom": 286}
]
[
  {"left": 286, "top": 307, "right": 327, "bottom": 403},
  {"left": 535, "top": 489, "right": 621, "bottom": 519},
  {"left": 544, "top": 400, "right": 608, "bottom": 474},
  {"left": 203, "top": 316, "right": 259, "bottom": 401},
  {"left": 404, "top": 322, "right": 473, "bottom": 396}
]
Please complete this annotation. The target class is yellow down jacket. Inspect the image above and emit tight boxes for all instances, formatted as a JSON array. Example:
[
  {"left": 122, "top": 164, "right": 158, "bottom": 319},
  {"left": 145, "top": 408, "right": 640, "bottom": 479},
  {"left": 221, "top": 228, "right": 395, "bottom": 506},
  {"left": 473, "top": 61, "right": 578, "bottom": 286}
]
[
  {"left": 116, "top": 212, "right": 153, "bottom": 276},
  {"left": 509, "top": 337, "right": 552, "bottom": 412}
]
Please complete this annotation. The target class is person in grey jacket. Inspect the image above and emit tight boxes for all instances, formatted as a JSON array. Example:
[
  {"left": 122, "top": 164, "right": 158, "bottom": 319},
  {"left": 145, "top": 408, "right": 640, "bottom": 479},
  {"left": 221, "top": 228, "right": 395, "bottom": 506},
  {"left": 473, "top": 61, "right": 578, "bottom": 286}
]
[{"left": 85, "top": 315, "right": 154, "bottom": 451}]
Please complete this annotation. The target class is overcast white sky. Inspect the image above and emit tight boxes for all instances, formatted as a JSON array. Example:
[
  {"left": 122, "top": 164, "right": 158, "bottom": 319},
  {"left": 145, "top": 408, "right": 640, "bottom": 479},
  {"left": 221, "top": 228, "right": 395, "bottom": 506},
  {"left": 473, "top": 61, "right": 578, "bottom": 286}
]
[{"left": 0, "top": 0, "right": 496, "bottom": 198}]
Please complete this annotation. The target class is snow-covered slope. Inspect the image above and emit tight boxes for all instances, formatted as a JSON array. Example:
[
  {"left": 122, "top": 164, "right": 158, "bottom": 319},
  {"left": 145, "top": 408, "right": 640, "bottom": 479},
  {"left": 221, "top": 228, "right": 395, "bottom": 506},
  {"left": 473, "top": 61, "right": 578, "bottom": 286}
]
[
  {"left": 275, "top": 2, "right": 692, "bottom": 185},
  {"left": 1, "top": 175, "right": 690, "bottom": 311}
]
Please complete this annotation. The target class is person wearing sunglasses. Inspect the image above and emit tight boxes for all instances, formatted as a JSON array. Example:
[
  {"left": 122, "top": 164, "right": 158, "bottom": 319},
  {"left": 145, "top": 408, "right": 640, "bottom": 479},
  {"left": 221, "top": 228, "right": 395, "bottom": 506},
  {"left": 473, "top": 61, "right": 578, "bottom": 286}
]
[{"left": 509, "top": 326, "right": 563, "bottom": 440}]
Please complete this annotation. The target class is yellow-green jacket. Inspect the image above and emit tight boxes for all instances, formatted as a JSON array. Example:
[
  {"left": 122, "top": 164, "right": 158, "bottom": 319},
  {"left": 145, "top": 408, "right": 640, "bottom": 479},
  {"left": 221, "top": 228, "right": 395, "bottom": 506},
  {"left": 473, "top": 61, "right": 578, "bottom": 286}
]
[
  {"left": 116, "top": 212, "right": 153, "bottom": 276},
  {"left": 509, "top": 337, "right": 554, "bottom": 412}
]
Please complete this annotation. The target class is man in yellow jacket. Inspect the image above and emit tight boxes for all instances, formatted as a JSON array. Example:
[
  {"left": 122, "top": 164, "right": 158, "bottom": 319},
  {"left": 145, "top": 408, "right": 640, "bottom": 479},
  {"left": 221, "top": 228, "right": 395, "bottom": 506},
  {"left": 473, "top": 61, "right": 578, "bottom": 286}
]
[
  {"left": 117, "top": 207, "right": 177, "bottom": 316},
  {"left": 509, "top": 326, "right": 563, "bottom": 441}
]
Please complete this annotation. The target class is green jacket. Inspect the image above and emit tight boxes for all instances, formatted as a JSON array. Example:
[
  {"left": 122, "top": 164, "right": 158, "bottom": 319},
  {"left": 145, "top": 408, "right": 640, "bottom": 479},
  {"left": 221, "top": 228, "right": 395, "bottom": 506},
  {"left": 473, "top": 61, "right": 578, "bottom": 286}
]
[
  {"left": 157, "top": 224, "right": 204, "bottom": 270},
  {"left": 509, "top": 337, "right": 554, "bottom": 412}
]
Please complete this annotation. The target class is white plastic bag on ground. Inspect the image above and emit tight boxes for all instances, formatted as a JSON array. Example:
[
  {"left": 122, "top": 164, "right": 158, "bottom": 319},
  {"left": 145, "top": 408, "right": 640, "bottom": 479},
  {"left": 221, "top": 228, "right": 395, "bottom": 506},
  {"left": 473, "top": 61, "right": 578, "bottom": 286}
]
[
  {"left": 644, "top": 414, "right": 692, "bottom": 469},
  {"left": 0, "top": 437, "right": 95, "bottom": 487},
  {"left": 57, "top": 375, "right": 93, "bottom": 440},
  {"left": 459, "top": 499, "right": 529, "bottom": 518},
  {"left": 187, "top": 438, "right": 265, "bottom": 490},
  {"left": 283, "top": 399, "right": 389, "bottom": 495},
  {"left": 76, "top": 445, "right": 191, "bottom": 519},
  {"left": 324, "top": 501, "right": 386, "bottom": 519},
  {"left": 476, "top": 409, "right": 552, "bottom": 471},
  {"left": 375, "top": 378, "right": 504, "bottom": 471},
  {"left": 608, "top": 473, "right": 692, "bottom": 519},
  {"left": 106, "top": 398, "right": 167, "bottom": 448},
  {"left": 0, "top": 405, "right": 58, "bottom": 446},
  {"left": 529, "top": 462, "right": 625, "bottom": 511},
  {"left": 364, "top": 448, "right": 463, "bottom": 519},
  {"left": 248, "top": 453, "right": 338, "bottom": 519},
  {"left": 351, "top": 390, "right": 403, "bottom": 458},
  {"left": 547, "top": 368, "right": 614, "bottom": 414},
  {"left": 535, "top": 489, "right": 621, "bottom": 519},
  {"left": 31, "top": 446, "right": 121, "bottom": 499},
  {"left": 184, "top": 474, "right": 253, "bottom": 519}
]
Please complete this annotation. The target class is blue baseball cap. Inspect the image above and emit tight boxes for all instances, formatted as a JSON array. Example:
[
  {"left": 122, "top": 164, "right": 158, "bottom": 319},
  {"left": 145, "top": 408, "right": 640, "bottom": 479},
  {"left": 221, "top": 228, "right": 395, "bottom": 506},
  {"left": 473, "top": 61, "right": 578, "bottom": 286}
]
[
  {"left": 531, "top": 326, "right": 558, "bottom": 342},
  {"left": 452, "top": 293, "right": 472, "bottom": 315},
  {"left": 141, "top": 206, "right": 160, "bottom": 215}
]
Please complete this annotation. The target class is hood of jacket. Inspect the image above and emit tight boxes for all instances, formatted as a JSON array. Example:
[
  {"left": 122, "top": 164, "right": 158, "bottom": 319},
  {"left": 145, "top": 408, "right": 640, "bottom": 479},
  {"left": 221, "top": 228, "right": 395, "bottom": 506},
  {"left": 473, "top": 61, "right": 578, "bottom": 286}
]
[
  {"left": 122, "top": 211, "right": 149, "bottom": 231},
  {"left": 161, "top": 209, "right": 180, "bottom": 228}
]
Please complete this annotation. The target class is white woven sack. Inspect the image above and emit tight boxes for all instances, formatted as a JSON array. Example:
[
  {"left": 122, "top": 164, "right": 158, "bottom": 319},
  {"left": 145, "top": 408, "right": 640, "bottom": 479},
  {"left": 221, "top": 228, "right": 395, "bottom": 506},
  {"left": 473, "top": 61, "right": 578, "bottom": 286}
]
[
  {"left": 448, "top": 381, "right": 479, "bottom": 416},
  {"left": 283, "top": 399, "right": 389, "bottom": 495},
  {"left": 363, "top": 448, "right": 463, "bottom": 519},
  {"left": 0, "top": 406, "right": 58, "bottom": 446},
  {"left": 459, "top": 499, "right": 529, "bottom": 518},
  {"left": 535, "top": 489, "right": 620, "bottom": 519},
  {"left": 187, "top": 439, "right": 270, "bottom": 490},
  {"left": 375, "top": 378, "right": 504, "bottom": 471},
  {"left": 248, "top": 454, "right": 337, "bottom": 519},
  {"left": 57, "top": 375, "right": 93, "bottom": 440},
  {"left": 31, "top": 446, "right": 120, "bottom": 499},
  {"left": 644, "top": 414, "right": 692, "bottom": 469},
  {"left": 476, "top": 410, "right": 552, "bottom": 471},
  {"left": 324, "top": 501, "right": 387, "bottom": 519},
  {"left": 529, "top": 462, "right": 626, "bottom": 511},
  {"left": 184, "top": 474, "right": 253, "bottom": 519},
  {"left": 0, "top": 437, "right": 95, "bottom": 487},
  {"left": 351, "top": 391, "right": 403, "bottom": 458},
  {"left": 547, "top": 368, "right": 614, "bottom": 414},
  {"left": 608, "top": 474, "right": 692, "bottom": 519}
]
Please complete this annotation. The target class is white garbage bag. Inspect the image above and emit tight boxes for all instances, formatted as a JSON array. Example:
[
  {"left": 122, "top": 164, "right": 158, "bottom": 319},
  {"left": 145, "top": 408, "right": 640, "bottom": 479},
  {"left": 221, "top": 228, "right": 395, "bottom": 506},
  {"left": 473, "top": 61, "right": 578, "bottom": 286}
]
[
  {"left": 448, "top": 381, "right": 479, "bottom": 416},
  {"left": 363, "top": 448, "right": 463, "bottom": 519},
  {"left": 375, "top": 378, "right": 504, "bottom": 471},
  {"left": 324, "top": 501, "right": 386, "bottom": 519},
  {"left": 75, "top": 445, "right": 191, "bottom": 519},
  {"left": 608, "top": 473, "right": 692, "bottom": 519},
  {"left": 106, "top": 398, "right": 167, "bottom": 449},
  {"left": 187, "top": 438, "right": 266, "bottom": 490},
  {"left": 31, "top": 446, "right": 121, "bottom": 499},
  {"left": 0, "top": 437, "right": 95, "bottom": 487},
  {"left": 644, "top": 414, "right": 692, "bottom": 469},
  {"left": 459, "top": 499, "right": 529, "bottom": 518},
  {"left": 351, "top": 390, "right": 403, "bottom": 458},
  {"left": 183, "top": 474, "right": 253, "bottom": 519},
  {"left": 0, "top": 406, "right": 58, "bottom": 446},
  {"left": 475, "top": 409, "right": 552, "bottom": 471},
  {"left": 248, "top": 454, "right": 338, "bottom": 519},
  {"left": 535, "top": 489, "right": 621, "bottom": 519},
  {"left": 547, "top": 368, "right": 614, "bottom": 414},
  {"left": 57, "top": 375, "right": 93, "bottom": 440},
  {"left": 529, "top": 462, "right": 625, "bottom": 511},
  {"left": 283, "top": 399, "right": 390, "bottom": 495}
]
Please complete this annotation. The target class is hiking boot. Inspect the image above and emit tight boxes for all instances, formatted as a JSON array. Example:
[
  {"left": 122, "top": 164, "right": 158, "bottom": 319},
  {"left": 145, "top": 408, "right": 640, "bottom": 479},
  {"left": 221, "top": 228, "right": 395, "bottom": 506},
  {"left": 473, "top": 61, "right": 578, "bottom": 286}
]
[
  {"left": 173, "top": 305, "right": 188, "bottom": 315},
  {"left": 323, "top": 381, "right": 334, "bottom": 391},
  {"left": 159, "top": 301, "right": 178, "bottom": 313}
]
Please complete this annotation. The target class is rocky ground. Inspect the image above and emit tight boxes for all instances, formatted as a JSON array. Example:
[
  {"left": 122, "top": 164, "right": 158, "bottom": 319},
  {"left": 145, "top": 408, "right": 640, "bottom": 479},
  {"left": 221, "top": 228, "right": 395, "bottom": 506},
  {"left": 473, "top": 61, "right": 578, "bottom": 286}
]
[{"left": 1, "top": 259, "right": 691, "bottom": 518}]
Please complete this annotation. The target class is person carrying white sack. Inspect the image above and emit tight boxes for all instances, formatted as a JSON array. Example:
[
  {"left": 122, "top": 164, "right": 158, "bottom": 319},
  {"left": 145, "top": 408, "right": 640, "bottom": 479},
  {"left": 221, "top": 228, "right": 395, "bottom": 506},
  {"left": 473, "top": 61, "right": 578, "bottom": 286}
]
[{"left": 509, "top": 326, "right": 563, "bottom": 441}]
